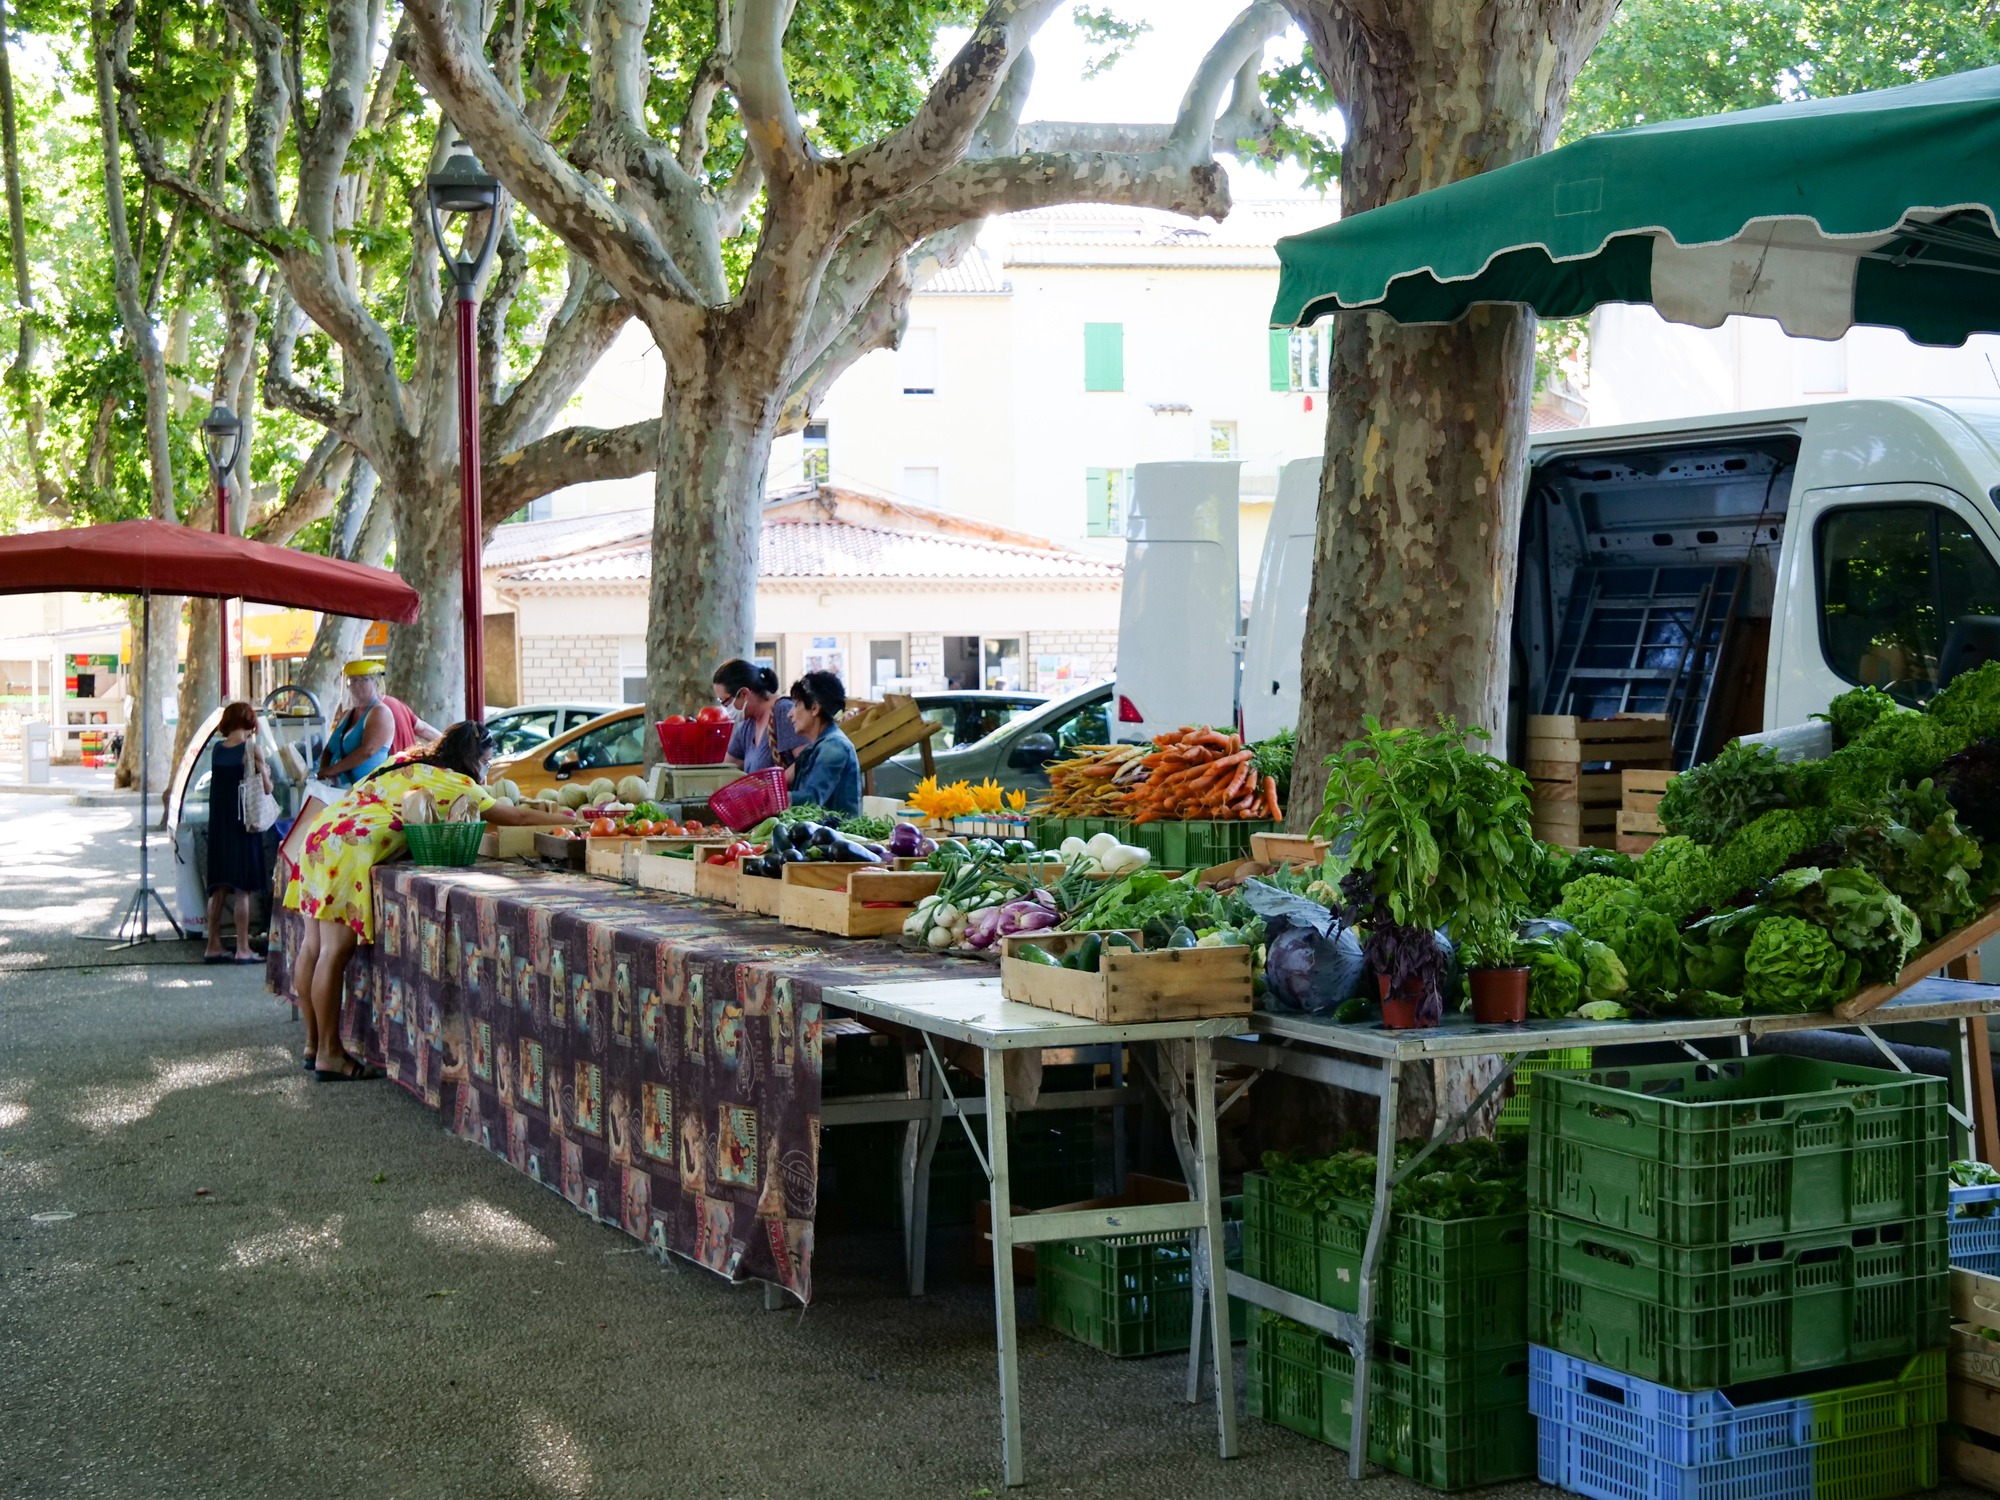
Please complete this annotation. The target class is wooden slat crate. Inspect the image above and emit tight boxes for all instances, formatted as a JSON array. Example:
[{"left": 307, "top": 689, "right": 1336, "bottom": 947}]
[
  {"left": 997, "top": 930, "right": 1252, "bottom": 1022},
  {"left": 1249, "top": 831, "right": 1329, "bottom": 867},
  {"left": 694, "top": 856, "right": 742, "bottom": 904},
  {"left": 479, "top": 826, "right": 539, "bottom": 859},
  {"left": 840, "top": 694, "right": 945, "bottom": 775},
  {"left": 1950, "top": 1268, "right": 2000, "bottom": 1490},
  {"left": 778, "top": 864, "right": 943, "bottom": 938},
  {"left": 1527, "top": 714, "right": 1672, "bottom": 851},
  {"left": 735, "top": 869, "right": 784, "bottom": 916}
]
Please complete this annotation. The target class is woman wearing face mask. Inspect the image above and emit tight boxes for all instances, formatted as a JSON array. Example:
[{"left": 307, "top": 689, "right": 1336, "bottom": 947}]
[
  {"left": 785, "top": 671, "right": 862, "bottom": 817},
  {"left": 712, "top": 658, "right": 805, "bottom": 773},
  {"left": 282, "top": 721, "right": 578, "bottom": 1081}
]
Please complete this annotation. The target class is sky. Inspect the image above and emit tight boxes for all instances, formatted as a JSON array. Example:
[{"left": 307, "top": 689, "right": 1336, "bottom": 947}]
[{"left": 937, "top": 1, "right": 1337, "bottom": 205}]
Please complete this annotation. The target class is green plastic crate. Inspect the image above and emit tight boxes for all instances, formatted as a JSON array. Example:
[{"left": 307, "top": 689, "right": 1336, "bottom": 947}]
[
  {"left": 1529, "top": 1056, "right": 1948, "bottom": 1246},
  {"left": 1494, "top": 1046, "right": 1590, "bottom": 1138},
  {"left": 1034, "top": 1197, "right": 1245, "bottom": 1357},
  {"left": 1529, "top": 1210, "right": 1951, "bottom": 1389},
  {"left": 1242, "top": 1173, "right": 1528, "bottom": 1355},
  {"left": 927, "top": 1108, "right": 1102, "bottom": 1226},
  {"left": 1247, "top": 1315, "right": 1535, "bottom": 1490},
  {"left": 1157, "top": 819, "right": 1277, "bottom": 870}
]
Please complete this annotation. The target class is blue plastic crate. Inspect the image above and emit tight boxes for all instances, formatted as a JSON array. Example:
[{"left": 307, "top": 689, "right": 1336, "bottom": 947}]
[
  {"left": 1951, "top": 1182, "right": 2000, "bottom": 1274},
  {"left": 1536, "top": 1413, "right": 1939, "bottom": 1500},
  {"left": 1527, "top": 1345, "right": 1945, "bottom": 1468}
]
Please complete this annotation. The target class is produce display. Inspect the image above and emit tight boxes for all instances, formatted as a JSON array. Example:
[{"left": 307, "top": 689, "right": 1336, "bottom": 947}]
[
  {"left": 1056, "top": 832, "right": 1150, "bottom": 877},
  {"left": 903, "top": 841, "right": 1061, "bottom": 951},
  {"left": 737, "top": 818, "right": 892, "bottom": 877},
  {"left": 1034, "top": 727, "right": 1291, "bottom": 822},
  {"left": 907, "top": 776, "right": 1027, "bottom": 821}
]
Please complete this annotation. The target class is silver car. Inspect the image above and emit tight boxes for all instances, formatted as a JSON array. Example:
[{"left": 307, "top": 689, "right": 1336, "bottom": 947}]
[
  {"left": 485, "top": 701, "right": 625, "bottom": 757},
  {"left": 871, "top": 683, "right": 1114, "bottom": 800}
]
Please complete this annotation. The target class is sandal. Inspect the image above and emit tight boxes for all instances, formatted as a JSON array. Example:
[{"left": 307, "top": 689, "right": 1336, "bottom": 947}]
[
  {"left": 314, "top": 1055, "right": 384, "bottom": 1083},
  {"left": 232, "top": 954, "right": 262, "bottom": 965},
  {"left": 203, "top": 953, "right": 229, "bottom": 964}
]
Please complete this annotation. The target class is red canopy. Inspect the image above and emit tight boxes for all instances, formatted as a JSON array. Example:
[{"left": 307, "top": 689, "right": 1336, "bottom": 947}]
[{"left": 0, "top": 518, "right": 420, "bottom": 623}]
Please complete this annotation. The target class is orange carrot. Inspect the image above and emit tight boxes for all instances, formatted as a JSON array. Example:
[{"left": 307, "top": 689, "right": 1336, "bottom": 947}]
[{"left": 1262, "top": 775, "right": 1281, "bottom": 821}]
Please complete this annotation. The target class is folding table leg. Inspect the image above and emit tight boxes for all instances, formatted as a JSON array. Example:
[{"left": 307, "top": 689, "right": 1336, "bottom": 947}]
[
  {"left": 902, "top": 1047, "right": 943, "bottom": 1296},
  {"left": 984, "top": 1057, "right": 1026, "bottom": 1487},
  {"left": 1193, "top": 1037, "right": 1239, "bottom": 1458},
  {"left": 1347, "top": 1059, "right": 1402, "bottom": 1481}
]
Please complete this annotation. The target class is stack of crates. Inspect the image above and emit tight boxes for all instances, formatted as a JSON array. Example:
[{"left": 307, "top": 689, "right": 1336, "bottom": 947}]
[
  {"left": 1949, "top": 1178, "right": 2000, "bottom": 1274},
  {"left": 1034, "top": 1196, "right": 1245, "bottom": 1358},
  {"left": 1526, "top": 1054, "right": 1951, "bottom": 1500},
  {"left": 1240, "top": 1170, "right": 1536, "bottom": 1488}
]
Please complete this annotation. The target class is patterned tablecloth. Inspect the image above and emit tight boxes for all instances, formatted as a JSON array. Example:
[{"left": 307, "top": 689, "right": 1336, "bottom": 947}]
[{"left": 268, "top": 860, "right": 977, "bottom": 1301}]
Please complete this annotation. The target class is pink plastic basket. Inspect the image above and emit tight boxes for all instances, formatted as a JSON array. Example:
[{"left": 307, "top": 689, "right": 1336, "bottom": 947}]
[
  {"left": 655, "top": 719, "right": 734, "bottom": 766},
  {"left": 709, "top": 768, "right": 789, "bottom": 831}
]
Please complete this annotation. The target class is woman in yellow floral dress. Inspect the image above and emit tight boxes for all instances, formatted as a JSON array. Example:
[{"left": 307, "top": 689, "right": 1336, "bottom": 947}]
[{"left": 287, "top": 721, "right": 577, "bottom": 1081}]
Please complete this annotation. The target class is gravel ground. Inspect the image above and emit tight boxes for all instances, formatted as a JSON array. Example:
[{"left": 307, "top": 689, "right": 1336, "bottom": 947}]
[{"left": 0, "top": 795, "right": 1973, "bottom": 1499}]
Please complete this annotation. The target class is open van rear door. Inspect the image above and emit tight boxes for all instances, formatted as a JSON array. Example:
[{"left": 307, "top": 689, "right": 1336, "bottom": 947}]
[
  {"left": 1242, "top": 457, "right": 1321, "bottom": 742},
  {"left": 1113, "top": 461, "right": 1241, "bottom": 742}
]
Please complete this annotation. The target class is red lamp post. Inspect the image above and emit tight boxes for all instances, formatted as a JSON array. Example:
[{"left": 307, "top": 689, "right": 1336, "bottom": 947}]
[
  {"left": 200, "top": 404, "right": 243, "bottom": 697},
  {"left": 424, "top": 143, "right": 504, "bottom": 722}
]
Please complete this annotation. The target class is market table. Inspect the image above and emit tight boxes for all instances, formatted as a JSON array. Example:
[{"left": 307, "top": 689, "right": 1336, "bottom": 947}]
[
  {"left": 822, "top": 975, "right": 1243, "bottom": 1488},
  {"left": 1212, "top": 979, "right": 2000, "bottom": 1480},
  {"left": 267, "top": 859, "right": 982, "bottom": 1300}
]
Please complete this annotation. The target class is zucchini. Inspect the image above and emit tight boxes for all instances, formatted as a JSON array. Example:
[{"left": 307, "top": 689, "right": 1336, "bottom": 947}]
[
  {"left": 1074, "top": 934, "right": 1103, "bottom": 973},
  {"left": 1166, "top": 925, "right": 1198, "bottom": 949},
  {"left": 1100, "top": 932, "right": 1139, "bottom": 956},
  {"left": 1012, "top": 944, "right": 1061, "bottom": 967}
]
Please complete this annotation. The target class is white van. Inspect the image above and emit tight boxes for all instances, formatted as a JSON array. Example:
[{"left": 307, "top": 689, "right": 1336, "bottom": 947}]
[
  {"left": 1233, "top": 398, "right": 2000, "bottom": 763},
  {"left": 1111, "top": 461, "right": 1243, "bottom": 741}
]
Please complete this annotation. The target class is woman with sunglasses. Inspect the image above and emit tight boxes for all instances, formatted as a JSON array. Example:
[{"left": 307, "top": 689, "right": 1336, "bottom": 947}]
[{"left": 281, "top": 721, "right": 577, "bottom": 1081}]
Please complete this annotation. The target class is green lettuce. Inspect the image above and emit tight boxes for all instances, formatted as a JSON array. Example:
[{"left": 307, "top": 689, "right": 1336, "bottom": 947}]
[
  {"left": 1657, "top": 740, "right": 1792, "bottom": 846},
  {"left": 1742, "top": 915, "right": 1860, "bottom": 1014},
  {"left": 1635, "top": 835, "right": 1724, "bottom": 921}
]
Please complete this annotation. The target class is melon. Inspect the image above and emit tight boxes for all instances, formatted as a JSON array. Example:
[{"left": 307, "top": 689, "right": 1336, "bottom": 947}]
[
  {"left": 616, "top": 775, "right": 648, "bottom": 802},
  {"left": 498, "top": 778, "right": 523, "bottom": 802},
  {"left": 559, "top": 783, "right": 591, "bottom": 810},
  {"left": 587, "top": 777, "right": 618, "bottom": 803}
]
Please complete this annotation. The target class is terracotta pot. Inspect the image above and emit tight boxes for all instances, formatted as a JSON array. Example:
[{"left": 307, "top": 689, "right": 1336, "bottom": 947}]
[
  {"left": 1469, "top": 966, "right": 1530, "bottom": 1025},
  {"left": 1377, "top": 972, "right": 1432, "bottom": 1029}
]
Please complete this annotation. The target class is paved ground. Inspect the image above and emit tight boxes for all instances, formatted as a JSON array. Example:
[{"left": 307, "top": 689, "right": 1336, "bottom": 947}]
[{"left": 0, "top": 797, "right": 1973, "bottom": 1499}]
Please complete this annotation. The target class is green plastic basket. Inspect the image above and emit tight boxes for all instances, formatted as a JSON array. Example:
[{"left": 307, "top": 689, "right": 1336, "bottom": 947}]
[
  {"left": 1529, "top": 1210, "right": 1951, "bottom": 1389},
  {"left": 1034, "top": 1197, "right": 1244, "bottom": 1357},
  {"left": 1494, "top": 1046, "right": 1590, "bottom": 1137},
  {"left": 404, "top": 820, "right": 486, "bottom": 867},
  {"left": 1247, "top": 1314, "right": 1535, "bottom": 1490}
]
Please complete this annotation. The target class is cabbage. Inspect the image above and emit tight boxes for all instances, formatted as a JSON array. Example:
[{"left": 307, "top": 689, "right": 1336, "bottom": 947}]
[
  {"left": 1742, "top": 915, "right": 1859, "bottom": 1014},
  {"left": 1522, "top": 943, "right": 1581, "bottom": 1020},
  {"left": 1635, "top": 836, "right": 1723, "bottom": 921},
  {"left": 1580, "top": 940, "right": 1628, "bottom": 1002}
]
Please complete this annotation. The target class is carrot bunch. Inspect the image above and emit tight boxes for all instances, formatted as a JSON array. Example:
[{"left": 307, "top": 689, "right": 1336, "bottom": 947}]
[
  {"left": 1128, "top": 727, "right": 1281, "bottom": 824},
  {"left": 1036, "top": 743, "right": 1149, "bottom": 816}
]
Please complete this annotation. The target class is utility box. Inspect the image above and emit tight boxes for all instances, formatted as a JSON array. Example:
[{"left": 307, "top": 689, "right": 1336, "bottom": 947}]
[{"left": 23, "top": 721, "right": 50, "bottom": 784}]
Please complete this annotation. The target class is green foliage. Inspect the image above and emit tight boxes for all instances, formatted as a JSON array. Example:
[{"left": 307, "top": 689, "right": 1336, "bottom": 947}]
[
  {"left": 1553, "top": 875, "right": 1681, "bottom": 991},
  {"left": 1741, "top": 914, "right": 1859, "bottom": 1014},
  {"left": 1072, "top": 5, "right": 1152, "bottom": 80},
  {"left": 1251, "top": 46, "right": 1341, "bottom": 190},
  {"left": 1820, "top": 686, "right": 1906, "bottom": 747},
  {"left": 1520, "top": 936, "right": 1582, "bottom": 1019},
  {"left": 1565, "top": 0, "right": 2000, "bottom": 142},
  {"left": 1712, "top": 806, "right": 1835, "bottom": 896},
  {"left": 1315, "top": 716, "right": 1535, "bottom": 945},
  {"left": 1657, "top": 740, "right": 1793, "bottom": 845},
  {"left": 1634, "top": 834, "right": 1724, "bottom": 920},
  {"left": 1829, "top": 786, "right": 1985, "bottom": 940},
  {"left": 1261, "top": 1137, "right": 1528, "bottom": 1220},
  {"left": 1761, "top": 865, "right": 1921, "bottom": 983}
]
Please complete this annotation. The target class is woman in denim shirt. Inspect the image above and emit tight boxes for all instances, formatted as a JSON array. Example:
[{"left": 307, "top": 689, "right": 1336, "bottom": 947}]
[{"left": 785, "top": 671, "right": 861, "bottom": 817}]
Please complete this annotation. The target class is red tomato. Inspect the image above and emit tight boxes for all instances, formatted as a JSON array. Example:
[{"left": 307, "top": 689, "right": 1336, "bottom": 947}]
[
  {"left": 696, "top": 705, "right": 727, "bottom": 723},
  {"left": 663, "top": 714, "right": 688, "bottom": 725}
]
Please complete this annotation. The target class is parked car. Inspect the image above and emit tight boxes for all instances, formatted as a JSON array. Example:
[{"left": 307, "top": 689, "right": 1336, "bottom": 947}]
[
  {"left": 488, "top": 706, "right": 649, "bottom": 797},
  {"left": 910, "top": 690, "right": 1046, "bottom": 751},
  {"left": 486, "top": 701, "right": 625, "bottom": 757},
  {"left": 870, "top": 683, "right": 1112, "bottom": 800}
]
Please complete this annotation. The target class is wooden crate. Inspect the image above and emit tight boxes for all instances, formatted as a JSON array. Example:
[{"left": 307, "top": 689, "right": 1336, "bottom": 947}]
[
  {"left": 534, "top": 831, "right": 587, "bottom": 869},
  {"left": 1249, "top": 831, "right": 1329, "bottom": 868},
  {"left": 1951, "top": 1269, "right": 2000, "bottom": 1491},
  {"left": 694, "top": 856, "right": 742, "bottom": 904},
  {"left": 736, "top": 870, "right": 785, "bottom": 916},
  {"left": 778, "top": 864, "right": 943, "bottom": 938},
  {"left": 997, "top": 930, "right": 1252, "bottom": 1023},
  {"left": 841, "top": 694, "right": 945, "bottom": 791},
  {"left": 479, "top": 825, "right": 540, "bottom": 859},
  {"left": 585, "top": 836, "right": 652, "bottom": 880},
  {"left": 1527, "top": 714, "right": 1671, "bottom": 851},
  {"left": 633, "top": 850, "right": 704, "bottom": 896}
]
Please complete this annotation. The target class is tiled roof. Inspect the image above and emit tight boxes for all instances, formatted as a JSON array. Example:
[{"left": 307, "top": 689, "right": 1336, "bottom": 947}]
[
  {"left": 918, "top": 247, "right": 1010, "bottom": 295},
  {"left": 499, "top": 517, "right": 1119, "bottom": 586},
  {"left": 482, "top": 506, "right": 650, "bottom": 567},
  {"left": 996, "top": 199, "right": 1335, "bottom": 258}
]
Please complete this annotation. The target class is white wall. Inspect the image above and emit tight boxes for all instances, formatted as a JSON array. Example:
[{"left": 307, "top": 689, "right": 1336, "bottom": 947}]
[{"left": 1587, "top": 303, "right": 2000, "bottom": 426}]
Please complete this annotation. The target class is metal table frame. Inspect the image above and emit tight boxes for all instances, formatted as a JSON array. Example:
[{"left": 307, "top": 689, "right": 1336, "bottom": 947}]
[
  {"left": 1211, "top": 979, "right": 2000, "bottom": 1481},
  {"left": 820, "top": 976, "right": 1243, "bottom": 1488}
]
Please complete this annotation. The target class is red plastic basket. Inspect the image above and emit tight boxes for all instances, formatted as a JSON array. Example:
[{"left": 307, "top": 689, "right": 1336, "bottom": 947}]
[
  {"left": 709, "top": 768, "right": 789, "bottom": 831},
  {"left": 655, "top": 718, "right": 734, "bottom": 765}
]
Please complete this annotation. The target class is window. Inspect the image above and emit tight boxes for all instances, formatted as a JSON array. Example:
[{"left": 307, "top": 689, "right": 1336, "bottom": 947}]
[
  {"left": 548, "top": 713, "right": 646, "bottom": 773},
  {"left": 1269, "top": 326, "right": 1328, "bottom": 391},
  {"left": 900, "top": 327, "right": 938, "bottom": 395},
  {"left": 896, "top": 697, "right": 1039, "bottom": 758},
  {"left": 901, "top": 466, "right": 941, "bottom": 507},
  {"left": 1798, "top": 338, "right": 1849, "bottom": 394},
  {"left": 489, "top": 709, "right": 559, "bottom": 756},
  {"left": 1084, "top": 322, "right": 1124, "bottom": 392},
  {"left": 982, "top": 637, "right": 1023, "bottom": 691},
  {"left": 803, "top": 420, "right": 830, "bottom": 484},
  {"left": 868, "top": 639, "right": 905, "bottom": 694},
  {"left": 618, "top": 637, "right": 647, "bottom": 705},
  {"left": 1048, "top": 691, "right": 1112, "bottom": 752},
  {"left": 1817, "top": 503, "right": 2000, "bottom": 701},
  {"left": 754, "top": 639, "right": 779, "bottom": 678},
  {"left": 1084, "top": 467, "right": 1131, "bottom": 538},
  {"left": 1209, "top": 420, "right": 1239, "bottom": 459}
]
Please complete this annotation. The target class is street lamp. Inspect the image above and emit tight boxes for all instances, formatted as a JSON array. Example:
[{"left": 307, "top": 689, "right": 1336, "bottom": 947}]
[
  {"left": 201, "top": 403, "right": 243, "bottom": 697},
  {"left": 425, "top": 142, "right": 503, "bottom": 723}
]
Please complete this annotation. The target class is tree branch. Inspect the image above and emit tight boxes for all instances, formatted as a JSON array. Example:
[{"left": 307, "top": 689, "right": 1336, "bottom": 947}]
[
  {"left": 247, "top": 432, "right": 355, "bottom": 545},
  {"left": 729, "top": 0, "right": 814, "bottom": 209},
  {"left": 482, "top": 417, "right": 659, "bottom": 529},
  {"left": 262, "top": 293, "right": 363, "bottom": 445},
  {"left": 488, "top": 265, "right": 631, "bottom": 455}
]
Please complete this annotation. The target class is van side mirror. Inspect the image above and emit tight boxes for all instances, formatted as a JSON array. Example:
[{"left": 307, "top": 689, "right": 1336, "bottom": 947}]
[{"left": 1009, "top": 731, "right": 1058, "bottom": 770}]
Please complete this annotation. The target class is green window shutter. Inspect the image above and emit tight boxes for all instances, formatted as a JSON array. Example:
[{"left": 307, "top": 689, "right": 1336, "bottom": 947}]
[
  {"left": 1269, "top": 329, "right": 1293, "bottom": 391},
  {"left": 1085, "top": 468, "right": 1112, "bottom": 536},
  {"left": 1083, "top": 323, "right": 1124, "bottom": 392}
]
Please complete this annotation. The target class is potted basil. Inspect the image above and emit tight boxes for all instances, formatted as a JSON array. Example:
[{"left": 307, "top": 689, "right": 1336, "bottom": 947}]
[
  {"left": 1460, "top": 932, "right": 1531, "bottom": 1025},
  {"left": 1318, "top": 717, "right": 1537, "bottom": 1028}
]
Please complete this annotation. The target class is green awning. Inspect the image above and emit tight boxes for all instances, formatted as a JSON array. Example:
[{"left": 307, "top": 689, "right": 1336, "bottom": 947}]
[{"left": 1272, "top": 66, "right": 2000, "bottom": 348}]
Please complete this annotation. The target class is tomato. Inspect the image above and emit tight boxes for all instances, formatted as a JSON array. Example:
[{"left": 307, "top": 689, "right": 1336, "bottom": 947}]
[
  {"left": 696, "top": 705, "right": 728, "bottom": 724},
  {"left": 663, "top": 714, "right": 688, "bottom": 725},
  {"left": 662, "top": 820, "right": 684, "bottom": 836},
  {"left": 589, "top": 817, "right": 614, "bottom": 837}
]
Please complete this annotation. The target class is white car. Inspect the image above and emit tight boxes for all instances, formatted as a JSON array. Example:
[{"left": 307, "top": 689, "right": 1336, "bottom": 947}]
[{"left": 486, "top": 702, "right": 626, "bottom": 756}]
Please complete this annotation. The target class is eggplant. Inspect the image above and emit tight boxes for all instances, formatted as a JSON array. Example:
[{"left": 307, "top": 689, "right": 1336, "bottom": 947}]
[
  {"left": 768, "top": 822, "right": 792, "bottom": 857},
  {"left": 828, "top": 835, "right": 885, "bottom": 864},
  {"left": 810, "top": 822, "right": 839, "bottom": 849},
  {"left": 888, "top": 821, "right": 928, "bottom": 858}
]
